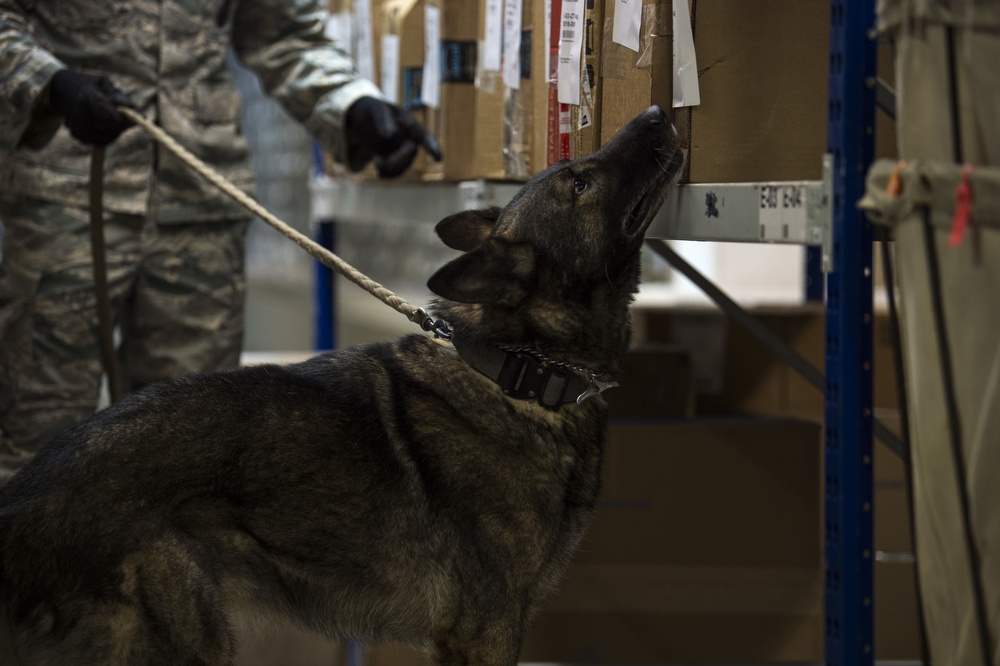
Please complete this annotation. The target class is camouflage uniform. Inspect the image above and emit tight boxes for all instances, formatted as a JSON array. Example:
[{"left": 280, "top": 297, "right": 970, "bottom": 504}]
[{"left": 0, "top": 0, "right": 384, "bottom": 483}]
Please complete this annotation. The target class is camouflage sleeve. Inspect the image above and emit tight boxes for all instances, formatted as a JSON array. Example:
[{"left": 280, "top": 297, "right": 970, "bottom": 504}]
[
  {"left": 0, "top": 0, "right": 65, "bottom": 173},
  {"left": 231, "top": 0, "right": 385, "bottom": 171}
]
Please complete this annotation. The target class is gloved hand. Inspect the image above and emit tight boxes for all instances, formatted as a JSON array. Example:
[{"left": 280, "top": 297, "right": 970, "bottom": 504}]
[
  {"left": 48, "top": 70, "right": 135, "bottom": 146},
  {"left": 346, "top": 97, "right": 442, "bottom": 179}
]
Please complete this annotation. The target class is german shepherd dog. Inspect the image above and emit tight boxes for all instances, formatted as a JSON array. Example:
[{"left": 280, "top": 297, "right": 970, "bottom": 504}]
[{"left": 0, "top": 106, "right": 682, "bottom": 665}]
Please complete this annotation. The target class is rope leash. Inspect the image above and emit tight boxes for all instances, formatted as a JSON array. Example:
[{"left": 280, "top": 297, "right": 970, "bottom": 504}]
[
  {"left": 116, "top": 107, "right": 450, "bottom": 338},
  {"left": 88, "top": 145, "right": 122, "bottom": 403}
]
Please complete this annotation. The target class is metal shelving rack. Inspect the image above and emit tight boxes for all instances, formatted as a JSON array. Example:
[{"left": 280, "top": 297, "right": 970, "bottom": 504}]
[
  {"left": 309, "top": 1, "right": 878, "bottom": 663},
  {"left": 823, "top": 0, "right": 877, "bottom": 664}
]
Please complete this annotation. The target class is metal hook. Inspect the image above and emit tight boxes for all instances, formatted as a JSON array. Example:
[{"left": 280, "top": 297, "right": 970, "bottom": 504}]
[{"left": 415, "top": 308, "right": 454, "bottom": 340}]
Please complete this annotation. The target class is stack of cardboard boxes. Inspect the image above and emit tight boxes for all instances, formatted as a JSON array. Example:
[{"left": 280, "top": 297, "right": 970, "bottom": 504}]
[
  {"left": 324, "top": 0, "right": 548, "bottom": 181},
  {"left": 625, "top": 305, "right": 921, "bottom": 663},
  {"left": 324, "top": 0, "right": 864, "bottom": 183}
]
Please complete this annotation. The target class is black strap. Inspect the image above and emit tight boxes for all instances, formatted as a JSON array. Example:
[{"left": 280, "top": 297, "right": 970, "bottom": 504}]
[
  {"left": 451, "top": 335, "right": 591, "bottom": 409},
  {"left": 89, "top": 146, "right": 121, "bottom": 404}
]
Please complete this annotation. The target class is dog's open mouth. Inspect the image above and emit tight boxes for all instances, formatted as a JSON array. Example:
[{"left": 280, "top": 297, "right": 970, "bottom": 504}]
[
  {"left": 625, "top": 189, "right": 655, "bottom": 236},
  {"left": 623, "top": 151, "right": 683, "bottom": 237}
]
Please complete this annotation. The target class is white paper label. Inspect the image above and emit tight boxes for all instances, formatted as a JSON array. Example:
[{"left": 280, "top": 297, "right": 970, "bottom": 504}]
[
  {"left": 544, "top": 0, "right": 552, "bottom": 82},
  {"left": 673, "top": 0, "right": 701, "bottom": 108},
  {"left": 557, "top": 0, "right": 584, "bottom": 105},
  {"left": 381, "top": 34, "right": 400, "bottom": 105},
  {"left": 612, "top": 0, "right": 642, "bottom": 52},
  {"left": 324, "top": 13, "right": 345, "bottom": 53},
  {"left": 483, "top": 0, "right": 503, "bottom": 72},
  {"left": 353, "top": 0, "right": 376, "bottom": 83},
  {"left": 759, "top": 184, "right": 808, "bottom": 242},
  {"left": 422, "top": 5, "right": 441, "bottom": 108},
  {"left": 578, "top": 66, "right": 594, "bottom": 129},
  {"left": 502, "top": 0, "right": 523, "bottom": 89}
]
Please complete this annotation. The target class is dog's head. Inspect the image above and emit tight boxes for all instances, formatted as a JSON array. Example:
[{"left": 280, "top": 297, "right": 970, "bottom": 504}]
[{"left": 428, "top": 106, "right": 683, "bottom": 366}]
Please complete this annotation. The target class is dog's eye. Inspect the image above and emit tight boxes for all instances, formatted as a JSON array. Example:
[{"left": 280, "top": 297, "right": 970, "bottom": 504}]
[{"left": 573, "top": 179, "right": 588, "bottom": 195}]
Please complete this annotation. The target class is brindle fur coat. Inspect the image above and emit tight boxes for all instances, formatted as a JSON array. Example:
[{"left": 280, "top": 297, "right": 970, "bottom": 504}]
[{"left": 0, "top": 106, "right": 683, "bottom": 665}]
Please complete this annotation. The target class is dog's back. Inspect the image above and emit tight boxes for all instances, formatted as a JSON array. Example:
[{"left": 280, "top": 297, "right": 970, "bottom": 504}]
[
  {"left": 0, "top": 106, "right": 683, "bottom": 666},
  {"left": 0, "top": 339, "right": 606, "bottom": 663}
]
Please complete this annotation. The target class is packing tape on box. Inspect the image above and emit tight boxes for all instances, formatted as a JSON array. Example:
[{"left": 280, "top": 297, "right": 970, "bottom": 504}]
[
  {"left": 635, "top": 3, "right": 671, "bottom": 70},
  {"left": 602, "top": 17, "right": 628, "bottom": 79},
  {"left": 603, "top": 2, "right": 670, "bottom": 76},
  {"left": 502, "top": 87, "right": 530, "bottom": 179}
]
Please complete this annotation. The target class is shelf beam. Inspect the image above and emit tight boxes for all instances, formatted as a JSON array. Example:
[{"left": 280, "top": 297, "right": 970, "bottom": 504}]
[
  {"left": 648, "top": 155, "right": 832, "bottom": 248},
  {"left": 311, "top": 170, "right": 833, "bottom": 249}
]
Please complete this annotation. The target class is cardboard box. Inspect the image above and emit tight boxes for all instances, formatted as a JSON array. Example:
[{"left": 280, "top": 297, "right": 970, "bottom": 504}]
[
  {"left": 599, "top": 0, "right": 673, "bottom": 152},
  {"left": 519, "top": 0, "right": 550, "bottom": 178},
  {"left": 682, "top": 0, "right": 830, "bottom": 183},
  {"left": 438, "top": 0, "right": 543, "bottom": 180},
  {"left": 521, "top": 418, "right": 824, "bottom": 662},
  {"left": 607, "top": 345, "right": 696, "bottom": 419},
  {"left": 600, "top": 0, "right": 827, "bottom": 183},
  {"left": 380, "top": 0, "right": 443, "bottom": 181},
  {"left": 320, "top": 0, "right": 377, "bottom": 179},
  {"left": 875, "top": 558, "right": 924, "bottom": 661},
  {"left": 599, "top": 0, "right": 897, "bottom": 182},
  {"left": 873, "top": 433, "right": 923, "bottom": 661},
  {"left": 545, "top": 0, "right": 568, "bottom": 167},
  {"left": 570, "top": 0, "right": 605, "bottom": 159},
  {"left": 634, "top": 305, "right": 904, "bottom": 420},
  {"left": 500, "top": 0, "right": 545, "bottom": 181},
  {"left": 634, "top": 305, "right": 924, "bottom": 660},
  {"left": 437, "top": 1, "right": 506, "bottom": 180},
  {"left": 325, "top": 0, "right": 382, "bottom": 74},
  {"left": 437, "top": 0, "right": 544, "bottom": 181}
]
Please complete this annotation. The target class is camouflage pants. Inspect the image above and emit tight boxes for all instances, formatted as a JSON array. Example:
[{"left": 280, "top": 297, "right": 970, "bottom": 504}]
[{"left": 0, "top": 198, "right": 249, "bottom": 485}]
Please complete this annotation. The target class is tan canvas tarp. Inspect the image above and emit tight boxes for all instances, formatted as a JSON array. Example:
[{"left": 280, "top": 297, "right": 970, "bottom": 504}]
[
  {"left": 866, "top": 2, "right": 1000, "bottom": 662},
  {"left": 862, "top": 159, "right": 1000, "bottom": 666}
]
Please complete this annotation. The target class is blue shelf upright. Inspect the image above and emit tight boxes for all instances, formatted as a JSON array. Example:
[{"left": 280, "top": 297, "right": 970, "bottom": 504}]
[
  {"left": 824, "top": 0, "right": 877, "bottom": 664},
  {"left": 314, "top": 221, "right": 336, "bottom": 351}
]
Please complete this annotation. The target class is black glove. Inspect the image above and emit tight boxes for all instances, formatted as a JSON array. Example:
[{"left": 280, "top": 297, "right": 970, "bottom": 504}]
[
  {"left": 48, "top": 70, "right": 135, "bottom": 146},
  {"left": 346, "top": 97, "right": 442, "bottom": 179}
]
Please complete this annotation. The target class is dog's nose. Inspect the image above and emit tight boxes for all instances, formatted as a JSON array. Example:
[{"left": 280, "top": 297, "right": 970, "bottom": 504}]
[{"left": 647, "top": 105, "right": 668, "bottom": 124}]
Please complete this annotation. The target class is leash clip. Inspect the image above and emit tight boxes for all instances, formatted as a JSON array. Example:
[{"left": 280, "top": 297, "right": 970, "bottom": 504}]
[{"left": 415, "top": 308, "right": 454, "bottom": 340}]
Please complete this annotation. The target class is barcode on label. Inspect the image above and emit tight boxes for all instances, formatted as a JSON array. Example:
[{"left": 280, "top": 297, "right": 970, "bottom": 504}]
[{"left": 561, "top": 29, "right": 576, "bottom": 41}]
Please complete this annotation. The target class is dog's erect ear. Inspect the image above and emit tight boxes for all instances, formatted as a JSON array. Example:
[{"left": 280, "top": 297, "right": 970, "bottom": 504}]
[
  {"left": 427, "top": 238, "right": 535, "bottom": 306},
  {"left": 435, "top": 207, "right": 501, "bottom": 251}
]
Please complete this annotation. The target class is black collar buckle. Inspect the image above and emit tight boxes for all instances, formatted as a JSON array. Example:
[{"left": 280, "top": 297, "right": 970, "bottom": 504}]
[{"left": 496, "top": 351, "right": 572, "bottom": 409}]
